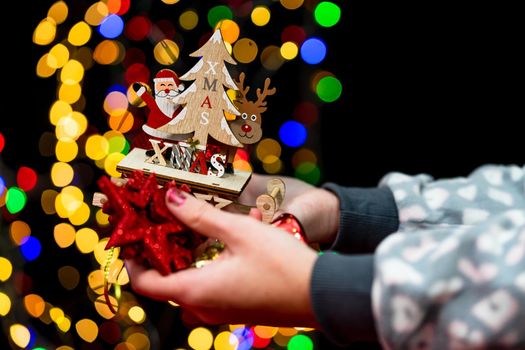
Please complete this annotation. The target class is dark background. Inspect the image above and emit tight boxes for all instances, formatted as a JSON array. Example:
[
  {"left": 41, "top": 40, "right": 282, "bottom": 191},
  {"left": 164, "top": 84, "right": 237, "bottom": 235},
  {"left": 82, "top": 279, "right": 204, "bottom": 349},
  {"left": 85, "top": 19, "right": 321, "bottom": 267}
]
[{"left": 3, "top": 1, "right": 523, "bottom": 349}]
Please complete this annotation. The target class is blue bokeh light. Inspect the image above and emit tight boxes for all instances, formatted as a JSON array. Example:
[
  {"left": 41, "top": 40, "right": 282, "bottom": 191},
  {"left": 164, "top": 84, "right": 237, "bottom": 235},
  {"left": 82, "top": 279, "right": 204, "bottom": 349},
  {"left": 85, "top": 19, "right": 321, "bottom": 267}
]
[
  {"left": 232, "top": 327, "right": 254, "bottom": 350},
  {"left": 20, "top": 236, "right": 42, "bottom": 261},
  {"left": 300, "top": 37, "right": 327, "bottom": 64},
  {"left": 99, "top": 14, "right": 124, "bottom": 39},
  {"left": 279, "top": 121, "right": 307, "bottom": 147},
  {"left": 0, "top": 176, "right": 5, "bottom": 196},
  {"left": 106, "top": 84, "right": 127, "bottom": 95}
]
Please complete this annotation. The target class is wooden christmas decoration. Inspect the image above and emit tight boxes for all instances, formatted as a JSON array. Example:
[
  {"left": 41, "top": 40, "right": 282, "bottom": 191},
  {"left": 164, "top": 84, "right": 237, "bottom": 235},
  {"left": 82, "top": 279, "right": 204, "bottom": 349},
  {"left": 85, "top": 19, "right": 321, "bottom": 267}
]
[
  {"left": 157, "top": 29, "right": 242, "bottom": 148},
  {"left": 256, "top": 178, "right": 285, "bottom": 223},
  {"left": 230, "top": 72, "right": 276, "bottom": 145}
]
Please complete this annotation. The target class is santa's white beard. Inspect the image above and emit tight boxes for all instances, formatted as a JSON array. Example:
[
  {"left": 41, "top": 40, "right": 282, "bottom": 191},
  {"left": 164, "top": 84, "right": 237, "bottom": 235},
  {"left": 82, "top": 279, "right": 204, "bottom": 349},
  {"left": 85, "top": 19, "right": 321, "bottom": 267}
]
[{"left": 155, "top": 95, "right": 178, "bottom": 117}]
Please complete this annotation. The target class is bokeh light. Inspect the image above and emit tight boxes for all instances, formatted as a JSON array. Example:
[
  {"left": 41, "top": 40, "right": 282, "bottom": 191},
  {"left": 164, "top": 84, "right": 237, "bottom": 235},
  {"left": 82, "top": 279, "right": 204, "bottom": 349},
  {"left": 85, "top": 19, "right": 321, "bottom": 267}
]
[
  {"left": 216, "top": 19, "right": 240, "bottom": 44},
  {"left": 316, "top": 76, "right": 342, "bottom": 102},
  {"left": 314, "top": 2, "right": 341, "bottom": 27},
  {"left": 0, "top": 292, "right": 11, "bottom": 316},
  {"left": 125, "top": 16, "right": 151, "bottom": 41},
  {"left": 153, "top": 39, "right": 180, "bottom": 65},
  {"left": 55, "top": 140, "right": 78, "bottom": 162},
  {"left": 93, "top": 40, "right": 122, "bottom": 64},
  {"left": 58, "top": 265, "right": 80, "bottom": 290},
  {"left": 295, "top": 162, "right": 321, "bottom": 185},
  {"left": 33, "top": 18, "right": 57, "bottom": 45},
  {"left": 188, "top": 327, "right": 213, "bottom": 350},
  {"left": 6, "top": 187, "right": 27, "bottom": 214},
  {"left": 233, "top": 38, "right": 258, "bottom": 63},
  {"left": 251, "top": 6, "right": 271, "bottom": 26},
  {"left": 48, "top": 1, "right": 68, "bottom": 24},
  {"left": 75, "top": 228, "right": 99, "bottom": 254},
  {"left": 9, "top": 220, "right": 31, "bottom": 245},
  {"left": 208, "top": 5, "right": 233, "bottom": 27},
  {"left": 24, "top": 294, "right": 46, "bottom": 318},
  {"left": 261, "top": 45, "right": 285, "bottom": 70},
  {"left": 61, "top": 60, "right": 84, "bottom": 84},
  {"left": 85, "top": 2, "right": 109, "bottom": 26},
  {"left": 280, "top": 41, "right": 299, "bottom": 60},
  {"left": 75, "top": 319, "right": 99, "bottom": 343},
  {"left": 280, "top": 0, "right": 304, "bottom": 10},
  {"left": 54, "top": 223, "right": 76, "bottom": 248},
  {"left": 279, "top": 121, "right": 307, "bottom": 147},
  {"left": 0, "top": 257, "right": 13, "bottom": 281},
  {"left": 282, "top": 25, "right": 306, "bottom": 45},
  {"left": 300, "top": 37, "right": 326, "bottom": 64},
  {"left": 180, "top": 10, "right": 199, "bottom": 30},
  {"left": 17, "top": 167, "right": 38, "bottom": 191},
  {"left": 58, "top": 83, "right": 82, "bottom": 104},
  {"left": 214, "top": 331, "right": 238, "bottom": 350},
  {"left": 68, "top": 21, "right": 92, "bottom": 46},
  {"left": 48, "top": 44, "right": 69, "bottom": 69},
  {"left": 99, "top": 14, "right": 124, "bottom": 39},
  {"left": 288, "top": 334, "right": 314, "bottom": 350},
  {"left": 128, "top": 306, "right": 146, "bottom": 324},
  {"left": 20, "top": 236, "right": 42, "bottom": 261},
  {"left": 10, "top": 324, "right": 31, "bottom": 348}
]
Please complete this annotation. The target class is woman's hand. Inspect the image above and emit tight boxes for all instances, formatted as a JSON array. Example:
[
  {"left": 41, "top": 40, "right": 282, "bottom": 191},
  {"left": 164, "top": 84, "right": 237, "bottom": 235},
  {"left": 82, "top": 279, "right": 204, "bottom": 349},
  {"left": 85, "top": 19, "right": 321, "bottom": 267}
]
[
  {"left": 237, "top": 174, "right": 340, "bottom": 244},
  {"left": 126, "top": 188, "right": 320, "bottom": 327}
]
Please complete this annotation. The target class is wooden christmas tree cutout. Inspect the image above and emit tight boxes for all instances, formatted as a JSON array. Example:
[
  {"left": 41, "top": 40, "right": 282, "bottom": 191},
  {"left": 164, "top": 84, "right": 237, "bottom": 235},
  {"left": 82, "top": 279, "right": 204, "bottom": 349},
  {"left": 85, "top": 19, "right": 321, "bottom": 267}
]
[{"left": 157, "top": 29, "right": 242, "bottom": 148}]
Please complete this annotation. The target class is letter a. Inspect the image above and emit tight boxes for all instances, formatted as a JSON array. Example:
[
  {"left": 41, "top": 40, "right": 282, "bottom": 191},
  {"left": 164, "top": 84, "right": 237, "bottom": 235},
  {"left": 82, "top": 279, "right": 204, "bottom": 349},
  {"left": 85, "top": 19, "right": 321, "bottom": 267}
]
[{"left": 200, "top": 96, "right": 212, "bottom": 108}]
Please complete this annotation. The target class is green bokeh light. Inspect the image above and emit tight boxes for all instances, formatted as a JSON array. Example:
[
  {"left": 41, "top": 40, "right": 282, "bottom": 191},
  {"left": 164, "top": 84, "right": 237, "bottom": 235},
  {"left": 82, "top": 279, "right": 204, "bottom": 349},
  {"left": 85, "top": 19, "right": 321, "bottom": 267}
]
[
  {"left": 288, "top": 334, "right": 314, "bottom": 350},
  {"left": 207, "top": 5, "right": 233, "bottom": 28},
  {"left": 314, "top": 2, "right": 341, "bottom": 28},
  {"left": 6, "top": 187, "right": 27, "bottom": 214},
  {"left": 316, "top": 76, "right": 342, "bottom": 102},
  {"left": 295, "top": 162, "right": 321, "bottom": 185}
]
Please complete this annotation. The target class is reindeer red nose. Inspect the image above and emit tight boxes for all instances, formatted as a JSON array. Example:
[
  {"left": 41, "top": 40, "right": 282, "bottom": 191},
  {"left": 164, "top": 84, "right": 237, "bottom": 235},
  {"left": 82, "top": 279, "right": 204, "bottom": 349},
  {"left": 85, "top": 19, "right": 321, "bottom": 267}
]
[{"left": 241, "top": 124, "right": 252, "bottom": 133}]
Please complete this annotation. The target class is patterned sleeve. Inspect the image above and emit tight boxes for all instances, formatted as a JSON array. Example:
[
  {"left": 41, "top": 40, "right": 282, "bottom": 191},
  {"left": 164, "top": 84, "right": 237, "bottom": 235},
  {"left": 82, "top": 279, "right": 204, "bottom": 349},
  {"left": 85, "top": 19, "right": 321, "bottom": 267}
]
[{"left": 372, "top": 164, "right": 525, "bottom": 349}]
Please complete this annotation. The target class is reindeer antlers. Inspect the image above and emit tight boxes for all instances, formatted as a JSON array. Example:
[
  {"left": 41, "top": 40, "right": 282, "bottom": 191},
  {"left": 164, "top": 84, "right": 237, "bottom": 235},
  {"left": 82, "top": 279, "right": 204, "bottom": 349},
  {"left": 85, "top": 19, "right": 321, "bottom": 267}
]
[
  {"left": 255, "top": 78, "right": 276, "bottom": 106},
  {"left": 235, "top": 72, "right": 250, "bottom": 100}
]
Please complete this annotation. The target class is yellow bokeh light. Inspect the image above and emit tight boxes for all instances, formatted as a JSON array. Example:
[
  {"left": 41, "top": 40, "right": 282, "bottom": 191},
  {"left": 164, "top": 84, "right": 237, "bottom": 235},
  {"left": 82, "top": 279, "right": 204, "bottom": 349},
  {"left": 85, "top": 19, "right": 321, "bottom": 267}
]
[
  {"left": 153, "top": 39, "right": 180, "bottom": 65},
  {"left": 69, "top": 202, "right": 91, "bottom": 226},
  {"left": 273, "top": 331, "right": 291, "bottom": 347},
  {"left": 9, "top": 220, "right": 31, "bottom": 245},
  {"left": 69, "top": 21, "right": 92, "bottom": 46},
  {"left": 128, "top": 306, "right": 146, "bottom": 324},
  {"left": 49, "top": 100, "right": 72, "bottom": 125},
  {"left": 251, "top": 6, "right": 271, "bottom": 26},
  {"left": 228, "top": 324, "right": 245, "bottom": 331},
  {"left": 41, "top": 189, "right": 58, "bottom": 215},
  {"left": 162, "top": 0, "right": 180, "bottom": 4},
  {"left": 127, "top": 332, "right": 150, "bottom": 349},
  {"left": 93, "top": 238, "right": 113, "bottom": 264},
  {"left": 85, "top": 1, "right": 109, "bottom": 26},
  {"left": 214, "top": 331, "right": 238, "bottom": 350},
  {"left": 33, "top": 18, "right": 57, "bottom": 45},
  {"left": 24, "top": 294, "right": 46, "bottom": 317},
  {"left": 233, "top": 159, "right": 252, "bottom": 172},
  {"left": 261, "top": 45, "right": 285, "bottom": 71},
  {"left": 188, "top": 327, "right": 213, "bottom": 350},
  {"left": 233, "top": 38, "right": 258, "bottom": 64},
  {"left": 56, "top": 111, "right": 88, "bottom": 141},
  {"left": 117, "top": 267, "right": 130, "bottom": 285},
  {"left": 280, "top": 41, "right": 299, "bottom": 60},
  {"left": 179, "top": 10, "right": 198, "bottom": 30},
  {"left": 56, "top": 316, "right": 72, "bottom": 332},
  {"left": 105, "top": 152, "right": 125, "bottom": 177},
  {"left": 216, "top": 19, "right": 240, "bottom": 44},
  {"left": 262, "top": 156, "right": 283, "bottom": 174},
  {"left": 48, "top": 43, "right": 69, "bottom": 68},
  {"left": 61, "top": 60, "right": 84, "bottom": 84},
  {"left": 86, "top": 135, "right": 110, "bottom": 160},
  {"left": 59, "top": 83, "right": 82, "bottom": 103},
  {"left": 0, "top": 257, "right": 13, "bottom": 281},
  {"left": 93, "top": 40, "right": 121, "bottom": 65},
  {"left": 280, "top": 0, "right": 304, "bottom": 10},
  {"left": 256, "top": 138, "right": 282, "bottom": 161},
  {"left": 106, "top": 259, "right": 124, "bottom": 283},
  {"left": 109, "top": 111, "right": 135, "bottom": 133},
  {"left": 55, "top": 140, "right": 78, "bottom": 162},
  {"left": 254, "top": 325, "right": 279, "bottom": 339},
  {"left": 96, "top": 208, "right": 110, "bottom": 226},
  {"left": 0, "top": 292, "right": 11, "bottom": 316},
  {"left": 88, "top": 270, "right": 104, "bottom": 294},
  {"left": 76, "top": 319, "right": 99, "bottom": 343},
  {"left": 10, "top": 324, "right": 30, "bottom": 348},
  {"left": 50, "top": 307, "right": 65, "bottom": 322},
  {"left": 75, "top": 227, "right": 99, "bottom": 253},
  {"left": 95, "top": 295, "right": 118, "bottom": 319},
  {"left": 57, "top": 347, "right": 74, "bottom": 350},
  {"left": 54, "top": 222, "right": 76, "bottom": 248},
  {"left": 48, "top": 1, "right": 68, "bottom": 24},
  {"left": 36, "top": 54, "right": 57, "bottom": 78},
  {"left": 292, "top": 148, "right": 317, "bottom": 168}
]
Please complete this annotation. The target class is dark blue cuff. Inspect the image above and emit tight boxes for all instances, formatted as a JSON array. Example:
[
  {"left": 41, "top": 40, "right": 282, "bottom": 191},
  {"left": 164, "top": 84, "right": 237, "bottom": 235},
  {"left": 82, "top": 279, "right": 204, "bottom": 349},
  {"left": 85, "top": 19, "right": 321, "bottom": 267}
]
[
  {"left": 322, "top": 184, "right": 399, "bottom": 253},
  {"left": 310, "top": 253, "right": 376, "bottom": 345}
]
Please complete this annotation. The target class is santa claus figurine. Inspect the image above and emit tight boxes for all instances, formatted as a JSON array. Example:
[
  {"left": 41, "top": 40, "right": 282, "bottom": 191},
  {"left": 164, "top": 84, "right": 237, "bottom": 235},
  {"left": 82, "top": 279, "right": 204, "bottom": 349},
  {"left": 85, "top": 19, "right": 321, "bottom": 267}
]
[{"left": 131, "top": 69, "right": 186, "bottom": 149}]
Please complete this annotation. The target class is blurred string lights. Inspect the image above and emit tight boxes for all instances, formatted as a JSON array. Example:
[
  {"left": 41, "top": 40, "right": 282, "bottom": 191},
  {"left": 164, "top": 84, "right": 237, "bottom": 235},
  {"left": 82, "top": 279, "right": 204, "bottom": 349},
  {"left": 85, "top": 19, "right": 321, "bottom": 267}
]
[{"left": 1, "top": 0, "right": 342, "bottom": 349}]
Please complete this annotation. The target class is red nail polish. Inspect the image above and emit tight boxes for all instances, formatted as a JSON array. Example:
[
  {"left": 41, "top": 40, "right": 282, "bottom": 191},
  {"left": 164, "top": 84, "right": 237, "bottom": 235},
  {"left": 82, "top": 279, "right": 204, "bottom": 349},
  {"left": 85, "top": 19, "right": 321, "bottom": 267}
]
[{"left": 167, "top": 188, "right": 186, "bottom": 206}]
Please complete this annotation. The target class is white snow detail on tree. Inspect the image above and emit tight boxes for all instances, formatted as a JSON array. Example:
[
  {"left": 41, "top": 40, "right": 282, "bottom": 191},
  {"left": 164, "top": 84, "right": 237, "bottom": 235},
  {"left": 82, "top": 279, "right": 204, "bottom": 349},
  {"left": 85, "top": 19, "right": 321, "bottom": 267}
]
[
  {"left": 222, "top": 90, "right": 240, "bottom": 115},
  {"left": 221, "top": 117, "right": 241, "bottom": 146},
  {"left": 222, "top": 65, "right": 238, "bottom": 90}
]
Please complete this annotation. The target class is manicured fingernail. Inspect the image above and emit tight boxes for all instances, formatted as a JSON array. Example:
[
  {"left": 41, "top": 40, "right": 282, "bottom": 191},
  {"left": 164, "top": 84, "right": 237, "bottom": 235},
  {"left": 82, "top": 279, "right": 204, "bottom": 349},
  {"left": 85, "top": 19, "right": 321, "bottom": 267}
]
[{"left": 167, "top": 188, "right": 186, "bottom": 206}]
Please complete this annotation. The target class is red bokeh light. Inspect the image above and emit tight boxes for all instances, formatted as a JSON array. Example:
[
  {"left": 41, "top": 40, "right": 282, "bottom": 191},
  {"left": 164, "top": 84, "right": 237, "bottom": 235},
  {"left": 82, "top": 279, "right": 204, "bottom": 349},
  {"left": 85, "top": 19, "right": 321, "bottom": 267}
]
[{"left": 17, "top": 166, "right": 38, "bottom": 191}]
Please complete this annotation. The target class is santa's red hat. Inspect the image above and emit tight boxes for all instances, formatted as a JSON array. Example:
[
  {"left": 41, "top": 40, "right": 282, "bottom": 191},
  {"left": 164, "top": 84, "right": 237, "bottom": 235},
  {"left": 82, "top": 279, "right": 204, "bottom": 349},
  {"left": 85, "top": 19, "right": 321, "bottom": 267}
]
[{"left": 153, "top": 69, "right": 180, "bottom": 85}]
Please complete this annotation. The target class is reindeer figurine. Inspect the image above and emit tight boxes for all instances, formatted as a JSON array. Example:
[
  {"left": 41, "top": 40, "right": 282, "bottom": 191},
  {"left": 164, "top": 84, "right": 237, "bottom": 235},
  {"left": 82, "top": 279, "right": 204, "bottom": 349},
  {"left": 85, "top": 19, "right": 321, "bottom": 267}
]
[{"left": 230, "top": 72, "right": 276, "bottom": 145}]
